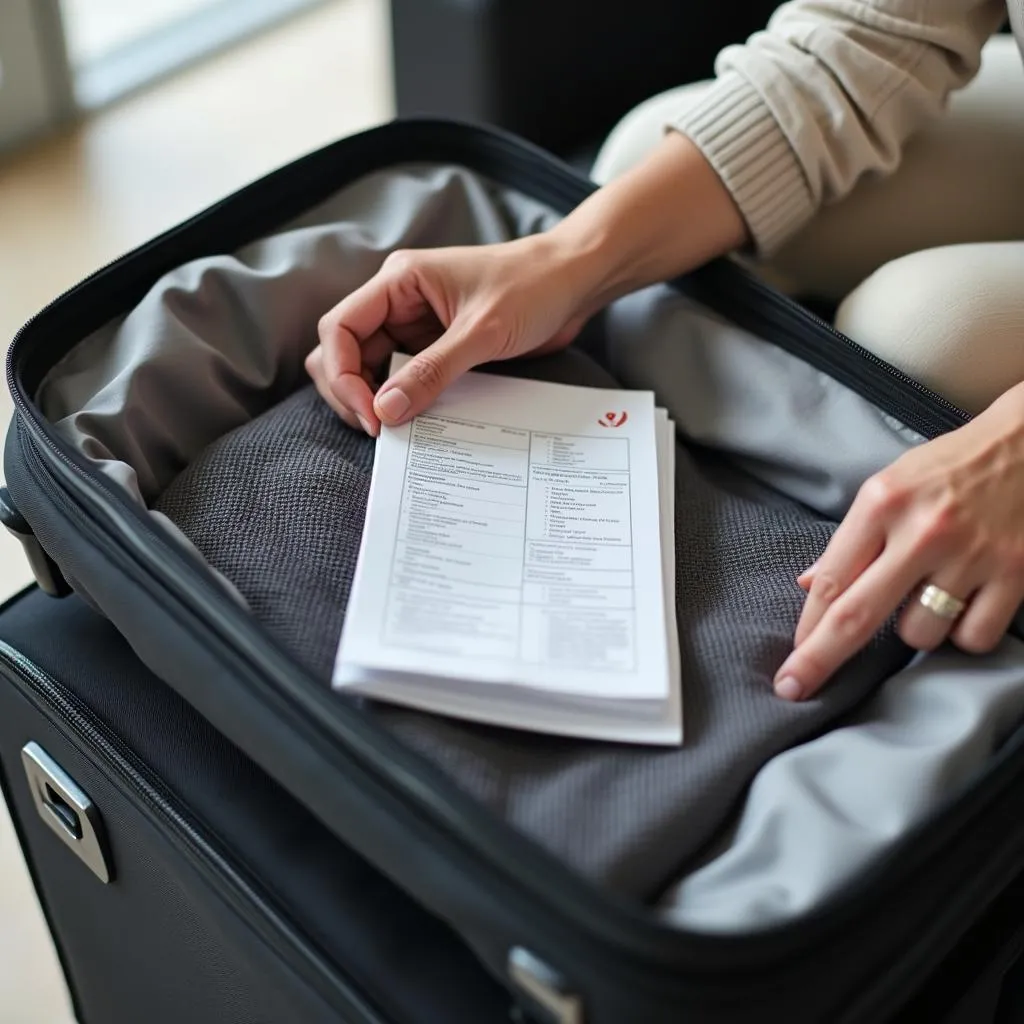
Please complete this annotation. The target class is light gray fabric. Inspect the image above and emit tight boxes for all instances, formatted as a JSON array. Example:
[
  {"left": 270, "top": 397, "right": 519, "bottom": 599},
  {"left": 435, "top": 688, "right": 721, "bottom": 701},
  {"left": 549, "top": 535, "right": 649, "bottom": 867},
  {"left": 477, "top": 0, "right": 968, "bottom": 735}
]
[
  {"left": 604, "top": 285, "right": 927, "bottom": 521},
  {"left": 34, "top": 161, "right": 1024, "bottom": 925},
  {"left": 660, "top": 639, "right": 1024, "bottom": 930},
  {"left": 37, "top": 165, "right": 559, "bottom": 505}
]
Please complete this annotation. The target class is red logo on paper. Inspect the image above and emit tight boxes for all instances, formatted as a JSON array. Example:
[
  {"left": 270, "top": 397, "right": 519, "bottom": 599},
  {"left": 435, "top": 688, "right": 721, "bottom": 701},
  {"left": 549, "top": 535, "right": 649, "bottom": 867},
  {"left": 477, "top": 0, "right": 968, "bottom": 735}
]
[{"left": 598, "top": 411, "right": 628, "bottom": 428}]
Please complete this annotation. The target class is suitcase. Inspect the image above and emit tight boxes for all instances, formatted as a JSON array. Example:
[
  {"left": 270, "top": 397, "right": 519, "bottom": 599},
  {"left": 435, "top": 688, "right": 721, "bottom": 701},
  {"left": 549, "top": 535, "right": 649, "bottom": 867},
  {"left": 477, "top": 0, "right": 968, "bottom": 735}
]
[
  {"left": 3, "top": 585, "right": 1024, "bottom": 1024},
  {"left": 0, "top": 585, "right": 507, "bottom": 1023},
  {"left": 5, "top": 118, "right": 1024, "bottom": 1023}
]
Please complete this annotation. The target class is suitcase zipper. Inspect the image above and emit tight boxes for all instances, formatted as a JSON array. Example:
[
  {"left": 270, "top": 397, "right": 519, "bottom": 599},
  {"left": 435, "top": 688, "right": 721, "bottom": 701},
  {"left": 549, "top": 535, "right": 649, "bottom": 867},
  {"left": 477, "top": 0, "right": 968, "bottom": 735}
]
[
  {"left": 677, "top": 260, "right": 970, "bottom": 437},
  {"left": 0, "top": 639, "right": 391, "bottom": 1024},
  {"left": 7, "top": 123, "right": 967, "bottom": 442}
]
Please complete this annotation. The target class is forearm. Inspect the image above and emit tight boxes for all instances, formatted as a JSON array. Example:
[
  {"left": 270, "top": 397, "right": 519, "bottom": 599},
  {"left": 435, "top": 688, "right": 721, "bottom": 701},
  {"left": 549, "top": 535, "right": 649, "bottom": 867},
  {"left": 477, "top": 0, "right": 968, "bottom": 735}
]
[
  {"left": 545, "top": 132, "right": 748, "bottom": 314},
  {"left": 544, "top": 0, "right": 1003, "bottom": 294}
]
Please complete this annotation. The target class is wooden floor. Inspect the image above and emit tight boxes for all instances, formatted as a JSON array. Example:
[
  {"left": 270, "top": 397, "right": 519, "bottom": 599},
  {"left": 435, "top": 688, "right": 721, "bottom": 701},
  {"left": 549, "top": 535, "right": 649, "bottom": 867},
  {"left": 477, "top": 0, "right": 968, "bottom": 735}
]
[{"left": 0, "top": 2, "right": 391, "bottom": 1018}]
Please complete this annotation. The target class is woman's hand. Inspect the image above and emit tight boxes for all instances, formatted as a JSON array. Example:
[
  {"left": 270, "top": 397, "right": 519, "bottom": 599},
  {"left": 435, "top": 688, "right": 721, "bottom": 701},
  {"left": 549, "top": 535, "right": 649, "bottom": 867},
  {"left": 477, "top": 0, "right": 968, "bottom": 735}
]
[
  {"left": 775, "top": 384, "right": 1024, "bottom": 701},
  {"left": 306, "top": 234, "right": 595, "bottom": 436},
  {"left": 307, "top": 134, "right": 748, "bottom": 435}
]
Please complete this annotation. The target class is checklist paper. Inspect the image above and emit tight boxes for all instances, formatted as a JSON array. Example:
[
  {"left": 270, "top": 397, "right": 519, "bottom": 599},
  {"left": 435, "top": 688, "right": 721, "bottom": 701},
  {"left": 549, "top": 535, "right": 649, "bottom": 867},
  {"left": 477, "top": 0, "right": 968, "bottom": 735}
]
[{"left": 334, "top": 354, "right": 682, "bottom": 745}]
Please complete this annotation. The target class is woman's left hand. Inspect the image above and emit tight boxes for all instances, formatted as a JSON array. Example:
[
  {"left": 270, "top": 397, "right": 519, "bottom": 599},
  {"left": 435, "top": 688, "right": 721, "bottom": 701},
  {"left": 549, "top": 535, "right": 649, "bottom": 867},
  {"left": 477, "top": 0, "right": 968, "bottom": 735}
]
[{"left": 774, "top": 383, "right": 1024, "bottom": 702}]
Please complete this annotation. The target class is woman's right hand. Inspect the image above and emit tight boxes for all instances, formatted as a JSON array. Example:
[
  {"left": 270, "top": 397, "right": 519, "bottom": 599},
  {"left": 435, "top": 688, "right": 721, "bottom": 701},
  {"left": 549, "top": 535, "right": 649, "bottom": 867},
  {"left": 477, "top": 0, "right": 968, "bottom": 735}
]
[
  {"left": 307, "top": 133, "right": 749, "bottom": 435},
  {"left": 306, "top": 233, "right": 597, "bottom": 436}
]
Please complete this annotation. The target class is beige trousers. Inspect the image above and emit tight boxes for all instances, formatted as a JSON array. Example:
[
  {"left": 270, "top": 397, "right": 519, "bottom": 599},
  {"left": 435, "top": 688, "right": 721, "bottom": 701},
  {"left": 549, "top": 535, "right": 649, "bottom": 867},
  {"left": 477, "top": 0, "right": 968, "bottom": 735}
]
[{"left": 592, "top": 36, "right": 1024, "bottom": 414}]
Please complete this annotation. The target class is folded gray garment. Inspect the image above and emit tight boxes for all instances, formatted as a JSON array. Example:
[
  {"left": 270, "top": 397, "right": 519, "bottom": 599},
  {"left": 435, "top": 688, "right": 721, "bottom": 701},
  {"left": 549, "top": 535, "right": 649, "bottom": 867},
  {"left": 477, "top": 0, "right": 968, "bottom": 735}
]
[{"left": 154, "top": 349, "right": 913, "bottom": 900}]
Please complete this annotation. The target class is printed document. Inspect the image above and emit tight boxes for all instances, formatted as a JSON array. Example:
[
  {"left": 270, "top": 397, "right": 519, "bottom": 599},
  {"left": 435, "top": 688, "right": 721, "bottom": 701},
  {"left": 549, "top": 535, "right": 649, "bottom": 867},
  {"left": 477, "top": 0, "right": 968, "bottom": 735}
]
[{"left": 334, "top": 354, "right": 681, "bottom": 745}]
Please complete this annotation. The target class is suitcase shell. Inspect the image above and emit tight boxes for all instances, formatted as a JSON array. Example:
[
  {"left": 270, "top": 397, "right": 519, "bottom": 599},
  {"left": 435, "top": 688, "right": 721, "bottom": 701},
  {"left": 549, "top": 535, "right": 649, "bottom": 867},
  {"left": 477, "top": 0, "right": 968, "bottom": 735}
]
[
  {"left": 0, "top": 585, "right": 508, "bottom": 1023},
  {"left": 4, "top": 587, "right": 1024, "bottom": 1024},
  {"left": 5, "top": 118, "right": 1024, "bottom": 1023}
]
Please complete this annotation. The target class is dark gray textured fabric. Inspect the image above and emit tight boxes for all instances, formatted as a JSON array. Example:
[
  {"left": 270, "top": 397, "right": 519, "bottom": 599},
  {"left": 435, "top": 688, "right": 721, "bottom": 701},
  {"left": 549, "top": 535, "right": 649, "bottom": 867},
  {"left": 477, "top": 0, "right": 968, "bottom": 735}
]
[{"left": 155, "top": 349, "right": 913, "bottom": 900}]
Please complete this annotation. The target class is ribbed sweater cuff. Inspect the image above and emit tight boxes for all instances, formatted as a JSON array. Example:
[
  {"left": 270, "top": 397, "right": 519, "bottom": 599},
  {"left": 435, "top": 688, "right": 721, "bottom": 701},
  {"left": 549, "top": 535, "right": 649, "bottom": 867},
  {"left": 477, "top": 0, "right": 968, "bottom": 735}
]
[{"left": 667, "top": 73, "right": 814, "bottom": 256}]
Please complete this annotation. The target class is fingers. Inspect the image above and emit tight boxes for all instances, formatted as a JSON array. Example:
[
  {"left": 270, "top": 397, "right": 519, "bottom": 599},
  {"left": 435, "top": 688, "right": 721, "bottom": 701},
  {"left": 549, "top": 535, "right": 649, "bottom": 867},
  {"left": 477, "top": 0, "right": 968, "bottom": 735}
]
[
  {"left": 793, "top": 485, "right": 888, "bottom": 647},
  {"left": 783, "top": 541, "right": 1022, "bottom": 702},
  {"left": 318, "top": 275, "right": 391, "bottom": 381},
  {"left": 327, "top": 329, "right": 395, "bottom": 435},
  {"left": 373, "top": 318, "right": 502, "bottom": 426},
  {"left": 304, "top": 347, "right": 365, "bottom": 434},
  {"left": 952, "top": 576, "right": 1024, "bottom": 654},
  {"left": 775, "top": 547, "right": 930, "bottom": 701},
  {"left": 316, "top": 275, "right": 396, "bottom": 434},
  {"left": 361, "top": 329, "right": 396, "bottom": 378}
]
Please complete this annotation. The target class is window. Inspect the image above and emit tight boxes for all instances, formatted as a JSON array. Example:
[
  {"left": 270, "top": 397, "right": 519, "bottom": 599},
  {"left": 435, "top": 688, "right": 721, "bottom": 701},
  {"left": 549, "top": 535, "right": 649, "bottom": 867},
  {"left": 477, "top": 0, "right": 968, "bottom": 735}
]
[
  {"left": 61, "top": 0, "right": 231, "bottom": 66},
  {"left": 63, "top": 0, "right": 329, "bottom": 109},
  {"left": 0, "top": 0, "right": 328, "bottom": 150},
  {"left": 0, "top": 1, "right": 73, "bottom": 151}
]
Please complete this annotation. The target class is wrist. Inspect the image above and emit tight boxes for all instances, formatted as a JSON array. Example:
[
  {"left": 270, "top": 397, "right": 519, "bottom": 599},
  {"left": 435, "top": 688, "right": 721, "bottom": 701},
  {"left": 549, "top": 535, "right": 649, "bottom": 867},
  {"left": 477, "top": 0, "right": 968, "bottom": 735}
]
[
  {"left": 985, "top": 380, "right": 1024, "bottom": 433},
  {"left": 523, "top": 222, "right": 620, "bottom": 316},
  {"left": 537, "top": 133, "right": 748, "bottom": 316}
]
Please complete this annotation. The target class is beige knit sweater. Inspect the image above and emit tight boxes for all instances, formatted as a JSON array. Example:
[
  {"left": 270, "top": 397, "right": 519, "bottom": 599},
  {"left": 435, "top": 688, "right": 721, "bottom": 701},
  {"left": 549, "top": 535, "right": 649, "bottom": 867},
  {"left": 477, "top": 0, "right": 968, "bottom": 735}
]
[{"left": 674, "top": 0, "right": 1024, "bottom": 254}]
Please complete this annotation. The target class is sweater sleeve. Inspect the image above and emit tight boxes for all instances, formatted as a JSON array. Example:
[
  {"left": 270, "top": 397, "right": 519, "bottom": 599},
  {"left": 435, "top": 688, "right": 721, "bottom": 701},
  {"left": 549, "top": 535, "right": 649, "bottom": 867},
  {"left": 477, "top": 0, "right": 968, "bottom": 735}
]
[{"left": 669, "top": 0, "right": 1006, "bottom": 255}]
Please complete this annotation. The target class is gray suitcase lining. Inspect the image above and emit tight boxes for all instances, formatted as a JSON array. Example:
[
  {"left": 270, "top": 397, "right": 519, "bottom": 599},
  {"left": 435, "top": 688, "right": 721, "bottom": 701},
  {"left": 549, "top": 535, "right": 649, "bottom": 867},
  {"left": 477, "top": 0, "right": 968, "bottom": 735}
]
[{"left": 34, "top": 164, "right": 1024, "bottom": 932}]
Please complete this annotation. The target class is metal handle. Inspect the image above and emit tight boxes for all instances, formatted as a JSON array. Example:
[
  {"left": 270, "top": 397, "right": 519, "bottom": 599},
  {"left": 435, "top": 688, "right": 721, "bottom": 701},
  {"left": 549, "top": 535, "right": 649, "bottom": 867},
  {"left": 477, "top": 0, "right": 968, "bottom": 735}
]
[
  {"left": 509, "top": 948, "right": 584, "bottom": 1024},
  {"left": 21, "top": 742, "right": 113, "bottom": 883}
]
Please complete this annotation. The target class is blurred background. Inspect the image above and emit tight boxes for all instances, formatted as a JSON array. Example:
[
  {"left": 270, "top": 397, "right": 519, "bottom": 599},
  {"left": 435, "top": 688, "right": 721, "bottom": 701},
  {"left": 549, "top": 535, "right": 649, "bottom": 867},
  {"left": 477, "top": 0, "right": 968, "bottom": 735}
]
[
  {"left": 1, "top": 4, "right": 390, "bottom": 1020},
  {"left": 0, "top": 0, "right": 392, "bottom": 391}
]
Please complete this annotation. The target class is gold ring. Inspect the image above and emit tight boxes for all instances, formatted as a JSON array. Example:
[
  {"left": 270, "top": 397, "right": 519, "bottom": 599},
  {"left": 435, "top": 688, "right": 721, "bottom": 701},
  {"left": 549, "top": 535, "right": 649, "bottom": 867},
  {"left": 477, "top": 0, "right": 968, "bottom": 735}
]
[{"left": 918, "top": 584, "right": 966, "bottom": 621}]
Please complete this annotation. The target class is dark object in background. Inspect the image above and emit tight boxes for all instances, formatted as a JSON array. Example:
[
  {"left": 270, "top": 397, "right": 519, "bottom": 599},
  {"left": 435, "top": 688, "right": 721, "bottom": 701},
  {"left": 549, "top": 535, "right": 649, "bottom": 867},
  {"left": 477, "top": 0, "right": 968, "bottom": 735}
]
[{"left": 389, "top": 0, "right": 783, "bottom": 161}]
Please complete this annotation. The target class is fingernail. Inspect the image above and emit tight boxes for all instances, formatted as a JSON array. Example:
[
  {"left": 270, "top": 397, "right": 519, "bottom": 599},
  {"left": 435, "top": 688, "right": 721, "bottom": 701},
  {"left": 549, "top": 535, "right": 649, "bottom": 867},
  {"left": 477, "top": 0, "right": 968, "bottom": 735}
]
[
  {"left": 357, "top": 415, "right": 375, "bottom": 437},
  {"left": 376, "top": 387, "right": 410, "bottom": 423},
  {"left": 797, "top": 560, "right": 819, "bottom": 584},
  {"left": 774, "top": 676, "right": 803, "bottom": 701}
]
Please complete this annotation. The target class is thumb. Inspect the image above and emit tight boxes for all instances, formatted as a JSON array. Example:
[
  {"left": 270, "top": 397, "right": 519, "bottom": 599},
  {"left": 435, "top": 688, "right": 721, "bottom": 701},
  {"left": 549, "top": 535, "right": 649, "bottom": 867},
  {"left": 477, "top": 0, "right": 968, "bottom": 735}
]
[{"left": 373, "top": 320, "right": 499, "bottom": 425}]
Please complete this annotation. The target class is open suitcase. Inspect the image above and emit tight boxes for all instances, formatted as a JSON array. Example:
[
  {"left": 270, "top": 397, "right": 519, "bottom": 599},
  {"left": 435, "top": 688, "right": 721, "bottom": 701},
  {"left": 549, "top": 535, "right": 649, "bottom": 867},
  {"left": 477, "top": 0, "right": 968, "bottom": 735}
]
[{"left": 5, "top": 119, "right": 1024, "bottom": 1024}]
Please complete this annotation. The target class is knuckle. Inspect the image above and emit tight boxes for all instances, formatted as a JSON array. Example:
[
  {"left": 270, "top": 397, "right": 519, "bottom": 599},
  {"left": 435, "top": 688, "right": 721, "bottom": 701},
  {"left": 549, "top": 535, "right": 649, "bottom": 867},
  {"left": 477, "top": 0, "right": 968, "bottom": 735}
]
[
  {"left": 905, "top": 506, "right": 966, "bottom": 563},
  {"left": 406, "top": 351, "right": 447, "bottom": 393},
  {"left": 960, "top": 533, "right": 990, "bottom": 567},
  {"left": 860, "top": 473, "right": 906, "bottom": 514},
  {"left": 828, "top": 599, "right": 871, "bottom": 644},
  {"left": 471, "top": 310, "right": 513, "bottom": 356},
  {"left": 810, "top": 571, "right": 842, "bottom": 604},
  {"left": 918, "top": 501, "right": 962, "bottom": 547},
  {"left": 316, "top": 313, "right": 336, "bottom": 342},
  {"left": 383, "top": 248, "right": 417, "bottom": 276}
]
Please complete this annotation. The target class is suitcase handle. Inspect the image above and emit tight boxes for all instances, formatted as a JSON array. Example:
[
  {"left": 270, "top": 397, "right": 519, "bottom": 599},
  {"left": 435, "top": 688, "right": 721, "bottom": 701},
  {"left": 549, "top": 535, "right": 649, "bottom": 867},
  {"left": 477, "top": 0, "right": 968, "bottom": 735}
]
[{"left": 0, "top": 486, "right": 71, "bottom": 597}]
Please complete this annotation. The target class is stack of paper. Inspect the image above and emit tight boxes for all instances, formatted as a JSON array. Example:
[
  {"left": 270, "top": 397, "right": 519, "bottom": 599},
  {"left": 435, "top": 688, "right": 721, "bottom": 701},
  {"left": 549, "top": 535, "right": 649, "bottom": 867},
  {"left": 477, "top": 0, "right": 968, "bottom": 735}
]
[{"left": 334, "top": 354, "right": 681, "bottom": 745}]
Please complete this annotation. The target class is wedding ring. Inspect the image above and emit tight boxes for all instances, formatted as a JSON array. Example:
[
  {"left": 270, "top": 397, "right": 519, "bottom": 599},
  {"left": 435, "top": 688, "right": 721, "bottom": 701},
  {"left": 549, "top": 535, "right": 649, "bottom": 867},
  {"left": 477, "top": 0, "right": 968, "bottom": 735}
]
[{"left": 918, "top": 584, "right": 966, "bottom": 621}]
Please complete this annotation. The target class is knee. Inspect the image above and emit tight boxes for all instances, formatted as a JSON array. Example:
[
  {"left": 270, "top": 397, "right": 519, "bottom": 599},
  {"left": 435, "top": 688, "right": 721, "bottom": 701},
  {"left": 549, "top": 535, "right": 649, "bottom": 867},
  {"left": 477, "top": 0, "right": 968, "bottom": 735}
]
[
  {"left": 591, "top": 81, "right": 713, "bottom": 184},
  {"left": 835, "top": 243, "right": 1024, "bottom": 414}
]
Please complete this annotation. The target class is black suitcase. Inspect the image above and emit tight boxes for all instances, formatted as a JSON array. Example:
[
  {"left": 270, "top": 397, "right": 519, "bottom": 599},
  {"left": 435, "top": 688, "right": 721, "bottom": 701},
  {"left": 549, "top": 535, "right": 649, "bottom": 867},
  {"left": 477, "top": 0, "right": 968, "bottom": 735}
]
[
  {"left": 6, "top": 118, "right": 1024, "bottom": 1023},
  {"left": 0, "top": 586, "right": 508, "bottom": 1023},
  {"left": 4, "top": 585, "right": 1024, "bottom": 1024}
]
